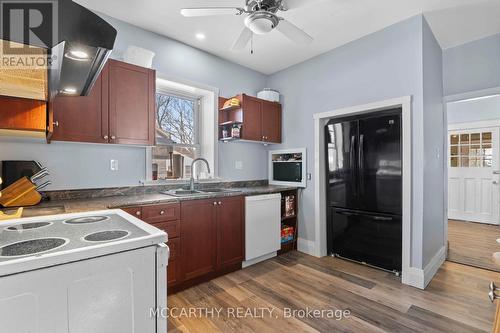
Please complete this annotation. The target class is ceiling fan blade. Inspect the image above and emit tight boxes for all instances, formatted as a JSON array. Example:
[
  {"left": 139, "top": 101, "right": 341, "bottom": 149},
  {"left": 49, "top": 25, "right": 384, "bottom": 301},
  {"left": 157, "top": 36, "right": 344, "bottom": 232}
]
[
  {"left": 281, "top": 0, "right": 307, "bottom": 10},
  {"left": 231, "top": 27, "right": 252, "bottom": 50},
  {"left": 275, "top": 19, "right": 313, "bottom": 45},
  {"left": 180, "top": 7, "right": 243, "bottom": 17}
]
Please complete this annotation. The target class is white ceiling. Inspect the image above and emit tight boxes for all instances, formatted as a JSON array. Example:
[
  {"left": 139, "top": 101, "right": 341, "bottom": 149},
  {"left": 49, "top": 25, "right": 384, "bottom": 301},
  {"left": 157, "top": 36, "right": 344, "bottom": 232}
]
[{"left": 75, "top": 0, "right": 500, "bottom": 74}]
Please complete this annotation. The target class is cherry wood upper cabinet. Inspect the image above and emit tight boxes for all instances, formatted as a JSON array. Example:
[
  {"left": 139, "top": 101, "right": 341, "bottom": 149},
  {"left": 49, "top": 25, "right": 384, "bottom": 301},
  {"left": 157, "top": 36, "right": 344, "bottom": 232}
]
[
  {"left": 261, "top": 100, "right": 282, "bottom": 143},
  {"left": 108, "top": 60, "right": 155, "bottom": 146},
  {"left": 51, "top": 65, "right": 109, "bottom": 143},
  {"left": 216, "top": 196, "right": 244, "bottom": 270},
  {"left": 219, "top": 93, "right": 282, "bottom": 144},
  {"left": 49, "top": 59, "right": 155, "bottom": 146},
  {"left": 180, "top": 199, "right": 218, "bottom": 281},
  {"left": 241, "top": 94, "right": 263, "bottom": 142}
]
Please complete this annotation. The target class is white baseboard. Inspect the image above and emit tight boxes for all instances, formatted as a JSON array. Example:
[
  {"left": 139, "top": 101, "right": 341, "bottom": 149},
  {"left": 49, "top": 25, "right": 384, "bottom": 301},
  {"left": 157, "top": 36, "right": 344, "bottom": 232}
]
[
  {"left": 297, "top": 238, "right": 316, "bottom": 256},
  {"left": 242, "top": 252, "right": 277, "bottom": 268},
  {"left": 403, "top": 246, "right": 446, "bottom": 289}
]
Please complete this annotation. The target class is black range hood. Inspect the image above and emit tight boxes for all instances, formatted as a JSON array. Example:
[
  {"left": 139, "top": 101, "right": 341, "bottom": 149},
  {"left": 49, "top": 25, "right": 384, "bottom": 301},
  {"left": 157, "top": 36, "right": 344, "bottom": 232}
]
[{"left": 1, "top": 0, "right": 117, "bottom": 98}]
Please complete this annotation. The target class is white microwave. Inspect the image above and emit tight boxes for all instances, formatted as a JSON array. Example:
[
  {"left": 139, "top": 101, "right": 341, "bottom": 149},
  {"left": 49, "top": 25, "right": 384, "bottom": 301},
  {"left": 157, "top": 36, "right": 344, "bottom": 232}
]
[{"left": 269, "top": 148, "right": 307, "bottom": 188}]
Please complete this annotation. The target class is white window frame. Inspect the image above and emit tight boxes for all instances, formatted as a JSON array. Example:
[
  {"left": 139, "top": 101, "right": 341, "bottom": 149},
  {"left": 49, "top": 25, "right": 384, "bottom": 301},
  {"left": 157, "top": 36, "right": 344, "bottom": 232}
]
[
  {"left": 155, "top": 88, "right": 201, "bottom": 151},
  {"left": 145, "top": 75, "right": 219, "bottom": 183}
]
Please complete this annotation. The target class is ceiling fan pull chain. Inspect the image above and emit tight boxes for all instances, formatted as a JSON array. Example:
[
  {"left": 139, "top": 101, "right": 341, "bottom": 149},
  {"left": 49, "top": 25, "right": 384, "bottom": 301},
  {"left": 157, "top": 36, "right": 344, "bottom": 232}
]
[{"left": 251, "top": 33, "right": 254, "bottom": 54}]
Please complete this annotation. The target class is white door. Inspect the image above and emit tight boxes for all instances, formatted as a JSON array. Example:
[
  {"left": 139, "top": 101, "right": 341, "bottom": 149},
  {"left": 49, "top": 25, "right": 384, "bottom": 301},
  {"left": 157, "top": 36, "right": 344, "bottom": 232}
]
[{"left": 448, "top": 127, "right": 500, "bottom": 224}]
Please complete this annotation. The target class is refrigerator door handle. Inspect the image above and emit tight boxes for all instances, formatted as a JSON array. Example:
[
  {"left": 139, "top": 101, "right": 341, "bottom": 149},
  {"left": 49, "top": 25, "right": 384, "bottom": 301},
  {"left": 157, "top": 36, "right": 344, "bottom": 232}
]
[
  {"left": 337, "top": 210, "right": 355, "bottom": 216},
  {"left": 350, "top": 135, "right": 357, "bottom": 196},
  {"left": 372, "top": 216, "right": 393, "bottom": 221},
  {"left": 359, "top": 134, "right": 365, "bottom": 195}
]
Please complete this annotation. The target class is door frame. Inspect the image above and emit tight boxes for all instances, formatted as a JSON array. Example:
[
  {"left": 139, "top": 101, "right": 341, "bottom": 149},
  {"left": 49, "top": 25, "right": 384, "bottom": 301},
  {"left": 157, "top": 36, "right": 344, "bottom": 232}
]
[
  {"left": 313, "top": 96, "right": 413, "bottom": 286},
  {"left": 443, "top": 86, "right": 500, "bottom": 268},
  {"left": 447, "top": 124, "right": 500, "bottom": 224}
]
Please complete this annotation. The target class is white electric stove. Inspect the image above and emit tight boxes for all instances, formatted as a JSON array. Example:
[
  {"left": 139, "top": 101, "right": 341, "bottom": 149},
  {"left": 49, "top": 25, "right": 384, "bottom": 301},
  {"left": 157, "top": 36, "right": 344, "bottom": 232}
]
[{"left": 0, "top": 209, "right": 168, "bottom": 333}]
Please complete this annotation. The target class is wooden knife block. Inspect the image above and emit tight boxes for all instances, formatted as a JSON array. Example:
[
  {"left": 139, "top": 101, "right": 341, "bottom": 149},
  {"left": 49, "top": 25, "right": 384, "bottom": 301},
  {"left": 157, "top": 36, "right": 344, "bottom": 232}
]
[{"left": 0, "top": 177, "right": 42, "bottom": 207}]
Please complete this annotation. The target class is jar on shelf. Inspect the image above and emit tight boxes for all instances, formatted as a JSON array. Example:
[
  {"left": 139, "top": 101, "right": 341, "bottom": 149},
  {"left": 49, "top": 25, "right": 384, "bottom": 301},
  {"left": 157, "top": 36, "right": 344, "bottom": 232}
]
[{"left": 231, "top": 124, "right": 241, "bottom": 138}]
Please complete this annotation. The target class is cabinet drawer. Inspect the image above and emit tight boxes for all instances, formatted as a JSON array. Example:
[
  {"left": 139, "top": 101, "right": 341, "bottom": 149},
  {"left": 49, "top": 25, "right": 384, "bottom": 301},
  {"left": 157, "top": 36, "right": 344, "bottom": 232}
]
[
  {"left": 142, "top": 203, "right": 180, "bottom": 223},
  {"left": 152, "top": 220, "right": 180, "bottom": 239},
  {"left": 121, "top": 207, "right": 142, "bottom": 218},
  {"left": 168, "top": 237, "right": 180, "bottom": 259}
]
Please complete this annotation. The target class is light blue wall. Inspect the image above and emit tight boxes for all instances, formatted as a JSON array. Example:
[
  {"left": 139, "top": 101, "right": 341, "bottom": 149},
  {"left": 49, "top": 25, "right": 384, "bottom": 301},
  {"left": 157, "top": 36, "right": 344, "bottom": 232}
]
[
  {"left": 266, "top": 15, "right": 440, "bottom": 268},
  {"left": 447, "top": 95, "right": 500, "bottom": 124},
  {"left": 422, "top": 18, "right": 445, "bottom": 268},
  {"left": 0, "top": 14, "right": 269, "bottom": 190},
  {"left": 0, "top": 138, "right": 147, "bottom": 189},
  {"left": 443, "top": 33, "right": 500, "bottom": 96}
]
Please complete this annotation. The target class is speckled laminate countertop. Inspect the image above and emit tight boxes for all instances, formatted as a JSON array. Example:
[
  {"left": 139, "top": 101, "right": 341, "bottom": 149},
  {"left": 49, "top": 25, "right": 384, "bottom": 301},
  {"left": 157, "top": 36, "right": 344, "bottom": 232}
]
[{"left": 2, "top": 185, "right": 297, "bottom": 218}]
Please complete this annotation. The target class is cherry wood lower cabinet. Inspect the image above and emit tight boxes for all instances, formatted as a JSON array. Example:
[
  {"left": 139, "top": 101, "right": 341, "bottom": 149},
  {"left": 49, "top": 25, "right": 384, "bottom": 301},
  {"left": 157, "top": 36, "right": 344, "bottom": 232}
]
[
  {"left": 179, "top": 196, "right": 244, "bottom": 290},
  {"left": 180, "top": 199, "right": 218, "bottom": 281},
  {"left": 216, "top": 196, "right": 245, "bottom": 270},
  {"left": 121, "top": 204, "right": 182, "bottom": 289},
  {"left": 121, "top": 196, "right": 244, "bottom": 294}
]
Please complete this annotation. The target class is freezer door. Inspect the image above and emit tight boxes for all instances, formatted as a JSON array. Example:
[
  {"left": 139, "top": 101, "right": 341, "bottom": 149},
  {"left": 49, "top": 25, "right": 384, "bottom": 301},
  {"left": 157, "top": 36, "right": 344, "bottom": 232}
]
[
  {"left": 329, "top": 208, "right": 402, "bottom": 272},
  {"left": 358, "top": 112, "right": 402, "bottom": 215},
  {"left": 325, "top": 120, "right": 359, "bottom": 210}
]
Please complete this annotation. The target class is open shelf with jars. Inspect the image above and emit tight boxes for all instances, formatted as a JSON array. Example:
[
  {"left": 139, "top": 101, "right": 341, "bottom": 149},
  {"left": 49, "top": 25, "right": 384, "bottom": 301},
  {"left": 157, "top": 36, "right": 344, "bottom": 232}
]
[
  {"left": 218, "top": 94, "right": 281, "bottom": 144},
  {"left": 278, "top": 189, "right": 299, "bottom": 255}
]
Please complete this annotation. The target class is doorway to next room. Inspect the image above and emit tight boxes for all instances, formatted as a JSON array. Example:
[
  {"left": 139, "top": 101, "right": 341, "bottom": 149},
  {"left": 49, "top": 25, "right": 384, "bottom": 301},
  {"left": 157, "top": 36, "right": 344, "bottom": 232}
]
[{"left": 447, "top": 94, "right": 500, "bottom": 272}]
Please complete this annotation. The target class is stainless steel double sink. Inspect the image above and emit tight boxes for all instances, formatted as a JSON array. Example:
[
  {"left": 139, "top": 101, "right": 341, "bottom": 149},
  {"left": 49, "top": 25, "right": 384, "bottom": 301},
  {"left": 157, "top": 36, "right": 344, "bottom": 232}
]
[{"left": 161, "top": 188, "right": 241, "bottom": 197}]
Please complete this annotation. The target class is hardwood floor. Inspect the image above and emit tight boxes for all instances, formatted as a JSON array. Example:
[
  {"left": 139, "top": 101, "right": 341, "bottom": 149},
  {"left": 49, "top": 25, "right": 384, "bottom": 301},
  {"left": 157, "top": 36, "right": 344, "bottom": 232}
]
[
  {"left": 167, "top": 251, "right": 500, "bottom": 333},
  {"left": 448, "top": 219, "right": 500, "bottom": 272}
]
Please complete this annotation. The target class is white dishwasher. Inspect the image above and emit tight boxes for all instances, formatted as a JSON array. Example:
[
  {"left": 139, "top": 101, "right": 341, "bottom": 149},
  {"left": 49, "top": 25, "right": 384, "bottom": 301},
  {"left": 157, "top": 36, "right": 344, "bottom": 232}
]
[{"left": 244, "top": 193, "right": 282, "bottom": 268}]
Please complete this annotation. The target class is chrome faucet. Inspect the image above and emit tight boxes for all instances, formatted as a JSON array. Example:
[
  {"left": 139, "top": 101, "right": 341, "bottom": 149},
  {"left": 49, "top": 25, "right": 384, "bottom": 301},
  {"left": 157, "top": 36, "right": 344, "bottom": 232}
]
[{"left": 189, "top": 158, "right": 211, "bottom": 191}]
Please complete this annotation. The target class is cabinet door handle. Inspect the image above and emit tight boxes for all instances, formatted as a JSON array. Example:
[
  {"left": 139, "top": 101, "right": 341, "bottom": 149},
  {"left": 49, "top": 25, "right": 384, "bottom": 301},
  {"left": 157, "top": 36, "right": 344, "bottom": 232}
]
[
  {"left": 213, "top": 202, "right": 217, "bottom": 206},
  {"left": 111, "top": 135, "right": 116, "bottom": 140},
  {"left": 136, "top": 211, "right": 141, "bottom": 216},
  {"left": 218, "top": 201, "right": 222, "bottom": 205},
  {"left": 53, "top": 121, "right": 59, "bottom": 127},
  {"left": 103, "top": 135, "right": 109, "bottom": 140},
  {"left": 160, "top": 210, "right": 165, "bottom": 215}
]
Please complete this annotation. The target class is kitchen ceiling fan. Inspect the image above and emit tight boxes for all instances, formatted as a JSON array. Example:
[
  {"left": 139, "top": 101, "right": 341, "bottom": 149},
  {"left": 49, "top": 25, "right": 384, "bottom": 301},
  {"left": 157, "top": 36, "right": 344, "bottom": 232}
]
[{"left": 180, "top": 0, "right": 313, "bottom": 50}]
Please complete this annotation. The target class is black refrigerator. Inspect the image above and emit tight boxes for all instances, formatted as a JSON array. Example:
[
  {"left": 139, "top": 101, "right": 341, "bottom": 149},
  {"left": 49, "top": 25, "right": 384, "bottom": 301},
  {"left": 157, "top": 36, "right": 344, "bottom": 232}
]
[{"left": 325, "top": 108, "right": 402, "bottom": 273}]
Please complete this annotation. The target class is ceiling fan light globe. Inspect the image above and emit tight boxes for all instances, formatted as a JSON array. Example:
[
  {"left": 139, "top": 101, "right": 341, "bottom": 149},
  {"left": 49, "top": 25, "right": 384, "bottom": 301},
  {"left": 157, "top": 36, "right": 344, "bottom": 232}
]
[{"left": 244, "top": 13, "right": 279, "bottom": 35}]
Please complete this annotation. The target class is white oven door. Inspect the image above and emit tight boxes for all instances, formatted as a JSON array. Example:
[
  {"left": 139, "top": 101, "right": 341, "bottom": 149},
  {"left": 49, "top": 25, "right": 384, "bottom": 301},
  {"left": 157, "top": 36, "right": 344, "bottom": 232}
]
[{"left": 0, "top": 246, "right": 159, "bottom": 333}]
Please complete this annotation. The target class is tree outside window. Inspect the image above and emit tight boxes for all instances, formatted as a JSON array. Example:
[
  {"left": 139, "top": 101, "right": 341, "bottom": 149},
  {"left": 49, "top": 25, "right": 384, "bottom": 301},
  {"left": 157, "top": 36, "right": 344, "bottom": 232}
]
[{"left": 153, "top": 92, "right": 200, "bottom": 180}]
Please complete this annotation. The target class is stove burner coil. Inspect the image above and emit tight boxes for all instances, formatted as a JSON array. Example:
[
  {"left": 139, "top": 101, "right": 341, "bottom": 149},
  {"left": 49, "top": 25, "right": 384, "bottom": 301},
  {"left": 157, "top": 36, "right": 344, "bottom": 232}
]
[
  {"left": 0, "top": 237, "right": 68, "bottom": 257},
  {"left": 5, "top": 222, "right": 52, "bottom": 231},
  {"left": 64, "top": 216, "right": 110, "bottom": 225},
  {"left": 83, "top": 230, "right": 130, "bottom": 243}
]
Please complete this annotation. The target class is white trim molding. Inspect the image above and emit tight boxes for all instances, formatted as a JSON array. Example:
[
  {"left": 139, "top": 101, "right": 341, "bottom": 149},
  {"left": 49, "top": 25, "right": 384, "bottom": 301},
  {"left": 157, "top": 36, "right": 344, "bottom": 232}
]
[
  {"left": 404, "top": 246, "right": 446, "bottom": 289},
  {"left": 297, "top": 237, "right": 316, "bottom": 256},
  {"left": 313, "top": 96, "right": 414, "bottom": 287}
]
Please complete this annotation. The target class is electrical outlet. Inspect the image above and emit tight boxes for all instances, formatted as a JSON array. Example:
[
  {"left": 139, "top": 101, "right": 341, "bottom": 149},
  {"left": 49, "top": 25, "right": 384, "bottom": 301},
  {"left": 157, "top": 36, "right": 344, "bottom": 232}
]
[
  {"left": 235, "top": 161, "right": 243, "bottom": 170},
  {"left": 110, "top": 159, "right": 119, "bottom": 171},
  {"left": 307, "top": 173, "right": 312, "bottom": 180}
]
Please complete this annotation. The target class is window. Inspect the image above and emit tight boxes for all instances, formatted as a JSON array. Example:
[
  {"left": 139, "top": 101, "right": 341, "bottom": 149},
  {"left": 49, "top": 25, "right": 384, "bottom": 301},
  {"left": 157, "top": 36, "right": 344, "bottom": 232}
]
[
  {"left": 156, "top": 93, "right": 196, "bottom": 145},
  {"left": 152, "top": 92, "right": 202, "bottom": 180},
  {"left": 450, "top": 131, "right": 492, "bottom": 168}
]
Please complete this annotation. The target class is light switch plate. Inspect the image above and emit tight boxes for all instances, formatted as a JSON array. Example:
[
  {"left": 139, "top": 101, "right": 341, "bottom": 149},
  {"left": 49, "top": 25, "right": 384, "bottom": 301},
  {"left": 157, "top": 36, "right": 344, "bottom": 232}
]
[
  {"left": 110, "top": 159, "right": 119, "bottom": 171},
  {"left": 235, "top": 161, "right": 243, "bottom": 170}
]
